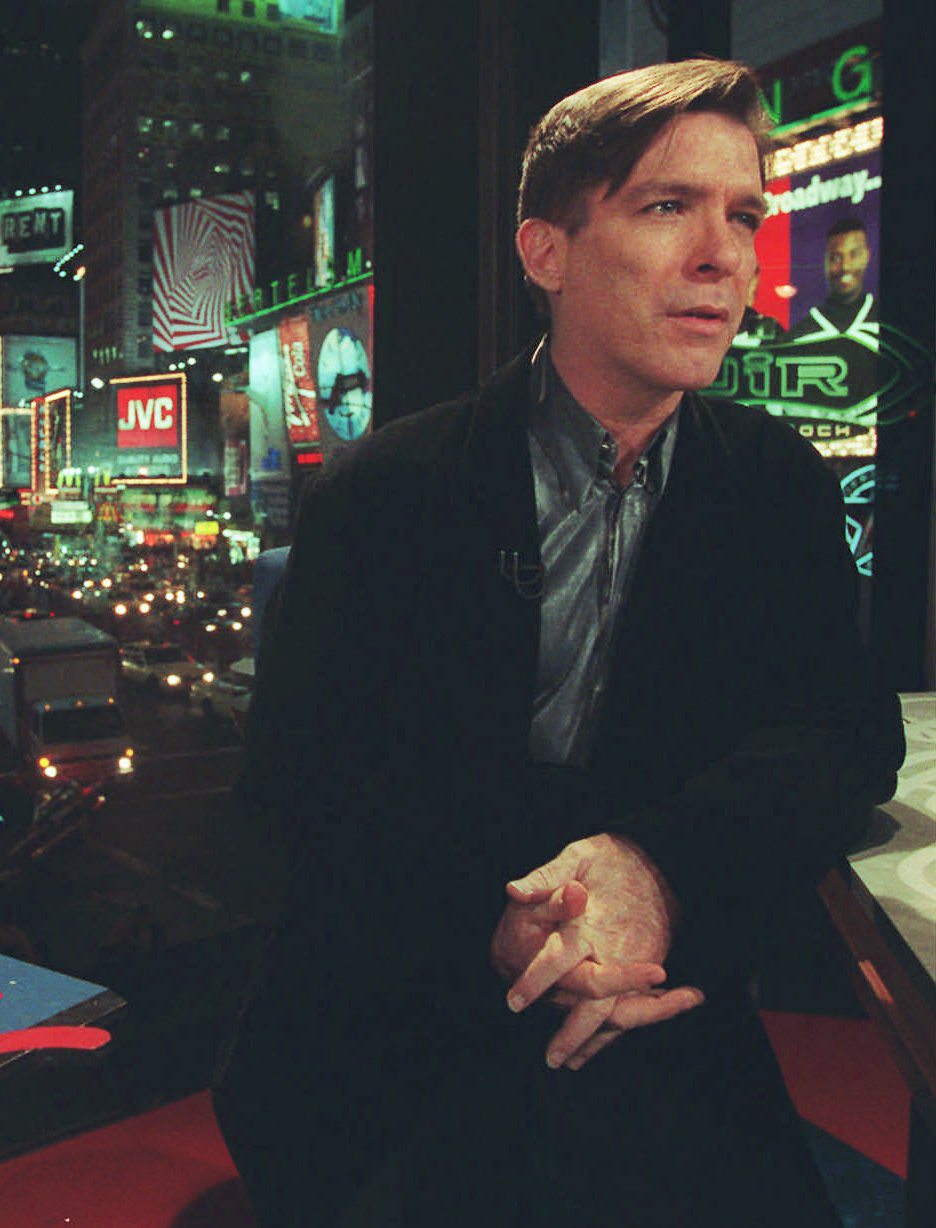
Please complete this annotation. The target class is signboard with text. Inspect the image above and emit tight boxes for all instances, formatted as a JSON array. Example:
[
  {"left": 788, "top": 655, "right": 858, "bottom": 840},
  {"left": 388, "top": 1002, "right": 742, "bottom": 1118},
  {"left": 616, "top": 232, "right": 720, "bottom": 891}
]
[
  {"left": 109, "top": 373, "right": 188, "bottom": 485},
  {"left": 0, "top": 190, "right": 74, "bottom": 269}
]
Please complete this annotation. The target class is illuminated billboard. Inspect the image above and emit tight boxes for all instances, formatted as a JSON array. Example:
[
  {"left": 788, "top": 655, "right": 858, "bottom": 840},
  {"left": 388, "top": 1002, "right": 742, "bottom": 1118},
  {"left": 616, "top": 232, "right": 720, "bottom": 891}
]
[
  {"left": 109, "top": 372, "right": 188, "bottom": 485},
  {"left": 31, "top": 388, "right": 72, "bottom": 495},
  {"left": 306, "top": 277, "right": 373, "bottom": 463},
  {"left": 278, "top": 0, "right": 343, "bottom": 34},
  {"left": 153, "top": 191, "right": 255, "bottom": 351},
  {"left": 314, "top": 177, "right": 335, "bottom": 289},
  {"left": 0, "top": 190, "right": 74, "bottom": 269},
  {"left": 0, "top": 335, "right": 77, "bottom": 406},
  {"left": 0, "top": 409, "right": 34, "bottom": 489},
  {"left": 247, "top": 329, "right": 290, "bottom": 483},
  {"left": 278, "top": 313, "right": 320, "bottom": 447},
  {"left": 140, "top": 1, "right": 343, "bottom": 36}
]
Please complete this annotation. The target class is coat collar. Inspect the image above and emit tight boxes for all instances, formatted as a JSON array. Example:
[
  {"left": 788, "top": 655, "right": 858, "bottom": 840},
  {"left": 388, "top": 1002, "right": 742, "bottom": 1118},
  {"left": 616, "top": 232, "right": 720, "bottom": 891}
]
[{"left": 457, "top": 344, "right": 741, "bottom": 544}]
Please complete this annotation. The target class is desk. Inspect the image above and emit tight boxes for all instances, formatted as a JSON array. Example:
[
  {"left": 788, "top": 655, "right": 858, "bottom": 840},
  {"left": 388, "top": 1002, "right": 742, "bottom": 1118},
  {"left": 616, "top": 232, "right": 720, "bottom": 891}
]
[{"left": 819, "top": 693, "right": 936, "bottom": 1228}]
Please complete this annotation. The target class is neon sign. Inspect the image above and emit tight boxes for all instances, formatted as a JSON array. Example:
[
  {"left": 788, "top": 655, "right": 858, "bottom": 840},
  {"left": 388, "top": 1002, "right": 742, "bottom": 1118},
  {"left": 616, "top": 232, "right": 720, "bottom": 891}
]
[{"left": 226, "top": 248, "right": 369, "bottom": 326}]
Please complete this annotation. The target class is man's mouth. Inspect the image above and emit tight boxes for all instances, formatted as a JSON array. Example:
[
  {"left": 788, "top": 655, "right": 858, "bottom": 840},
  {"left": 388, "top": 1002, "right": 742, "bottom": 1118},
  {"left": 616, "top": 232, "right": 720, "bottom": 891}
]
[{"left": 670, "top": 306, "right": 730, "bottom": 322}]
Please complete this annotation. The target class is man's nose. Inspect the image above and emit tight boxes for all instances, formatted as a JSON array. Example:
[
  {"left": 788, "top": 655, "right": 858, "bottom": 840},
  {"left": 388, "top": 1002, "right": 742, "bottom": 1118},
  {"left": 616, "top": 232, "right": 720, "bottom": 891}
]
[{"left": 693, "top": 215, "right": 743, "bottom": 276}]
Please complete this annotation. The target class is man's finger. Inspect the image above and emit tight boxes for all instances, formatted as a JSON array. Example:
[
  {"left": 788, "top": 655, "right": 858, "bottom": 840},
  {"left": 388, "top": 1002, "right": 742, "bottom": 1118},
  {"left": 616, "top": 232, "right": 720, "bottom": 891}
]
[
  {"left": 521, "top": 880, "right": 588, "bottom": 925},
  {"left": 564, "top": 1027, "right": 622, "bottom": 1071},
  {"left": 506, "top": 927, "right": 590, "bottom": 1012},
  {"left": 556, "top": 958, "right": 666, "bottom": 998},
  {"left": 544, "top": 997, "right": 616, "bottom": 1069},
  {"left": 607, "top": 986, "right": 705, "bottom": 1032},
  {"left": 506, "top": 849, "right": 579, "bottom": 902}
]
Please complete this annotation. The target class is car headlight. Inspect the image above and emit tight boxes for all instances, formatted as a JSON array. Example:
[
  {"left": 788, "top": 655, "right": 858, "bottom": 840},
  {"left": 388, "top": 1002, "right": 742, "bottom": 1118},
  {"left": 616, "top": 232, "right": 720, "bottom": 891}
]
[
  {"left": 166, "top": 674, "right": 182, "bottom": 686},
  {"left": 118, "top": 755, "right": 133, "bottom": 774},
  {"left": 42, "top": 764, "right": 58, "bottom": 779},
  {"left": 202, "top": 671, "right": 215, "bottom": 683}
]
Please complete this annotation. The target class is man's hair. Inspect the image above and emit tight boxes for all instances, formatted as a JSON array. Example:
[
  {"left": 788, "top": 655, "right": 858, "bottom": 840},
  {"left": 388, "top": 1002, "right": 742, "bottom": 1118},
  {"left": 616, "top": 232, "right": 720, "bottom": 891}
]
[
  {"left": 826, "top": 216, "right": 868, "bottom": 241},
  {"left": 517, "top": 58, "right": 772, "bottom": 313}
]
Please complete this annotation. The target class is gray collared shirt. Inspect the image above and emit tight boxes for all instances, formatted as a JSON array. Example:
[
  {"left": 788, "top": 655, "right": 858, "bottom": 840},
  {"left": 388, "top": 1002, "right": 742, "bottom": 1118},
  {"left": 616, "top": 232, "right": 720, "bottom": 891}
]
[{"left": 527, "top": 340, "right": 679, "bottom": 767}]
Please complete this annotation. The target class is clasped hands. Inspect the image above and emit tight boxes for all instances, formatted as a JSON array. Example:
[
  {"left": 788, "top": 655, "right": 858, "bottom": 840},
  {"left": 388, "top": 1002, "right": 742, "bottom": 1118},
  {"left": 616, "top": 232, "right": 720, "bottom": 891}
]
[{"left": 489, "top": 833, "right": 704, "bottom": 1071}]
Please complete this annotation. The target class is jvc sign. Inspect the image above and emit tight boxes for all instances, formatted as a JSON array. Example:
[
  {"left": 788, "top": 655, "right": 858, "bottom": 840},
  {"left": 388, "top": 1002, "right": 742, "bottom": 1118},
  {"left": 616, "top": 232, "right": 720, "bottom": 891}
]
[{"left": 116, "top": 383, "right": 179, "bottom": 448}]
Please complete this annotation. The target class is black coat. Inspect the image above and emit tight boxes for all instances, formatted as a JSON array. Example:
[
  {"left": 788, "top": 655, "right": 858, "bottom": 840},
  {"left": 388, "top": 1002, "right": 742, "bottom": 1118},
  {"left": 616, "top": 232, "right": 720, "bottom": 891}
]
[{"left": 214, "top": 349, "right": 903, "bottom": 1227}]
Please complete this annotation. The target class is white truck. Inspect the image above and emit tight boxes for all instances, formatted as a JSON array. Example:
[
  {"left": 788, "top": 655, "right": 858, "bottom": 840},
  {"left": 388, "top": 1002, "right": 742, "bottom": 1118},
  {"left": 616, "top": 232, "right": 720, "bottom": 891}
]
[{"left": 0, "top": 616, "right": 135, "bottom": 788}]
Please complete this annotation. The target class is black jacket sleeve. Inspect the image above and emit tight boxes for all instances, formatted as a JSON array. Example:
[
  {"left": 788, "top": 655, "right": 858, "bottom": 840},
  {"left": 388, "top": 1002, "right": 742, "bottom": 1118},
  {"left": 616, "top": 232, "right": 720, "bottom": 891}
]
[{"left": 611, "top": 430, "right": 904, "bottom": 992}]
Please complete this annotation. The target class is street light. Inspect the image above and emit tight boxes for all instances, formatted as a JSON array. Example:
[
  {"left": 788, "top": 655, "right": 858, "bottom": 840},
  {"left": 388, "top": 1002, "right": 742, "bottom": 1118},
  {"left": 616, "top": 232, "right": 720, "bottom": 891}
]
[{"left": 73, "top": 264, "right": 87, "bottom": 395}]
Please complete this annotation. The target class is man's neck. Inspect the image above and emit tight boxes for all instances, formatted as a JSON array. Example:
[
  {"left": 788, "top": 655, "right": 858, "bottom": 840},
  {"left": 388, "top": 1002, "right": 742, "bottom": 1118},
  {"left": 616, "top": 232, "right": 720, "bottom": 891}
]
[{"left": 548, "top": 344, "right": 682, "bottom": 482}]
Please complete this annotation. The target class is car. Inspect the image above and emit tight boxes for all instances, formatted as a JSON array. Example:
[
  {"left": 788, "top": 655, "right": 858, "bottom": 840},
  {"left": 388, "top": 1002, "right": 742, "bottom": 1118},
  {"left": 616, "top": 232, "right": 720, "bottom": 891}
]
[
  {"left": 188, "top": 667, "right": 251, "bottom": 727},
  {"left": 119, "top": 642, "right": 204, "bottom": 696}
]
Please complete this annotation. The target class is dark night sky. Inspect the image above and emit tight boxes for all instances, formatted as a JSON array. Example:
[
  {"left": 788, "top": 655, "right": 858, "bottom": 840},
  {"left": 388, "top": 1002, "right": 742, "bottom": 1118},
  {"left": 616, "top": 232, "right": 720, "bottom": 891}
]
[{"left": 0, "top": 0, "right": 97, "bottom": 198}]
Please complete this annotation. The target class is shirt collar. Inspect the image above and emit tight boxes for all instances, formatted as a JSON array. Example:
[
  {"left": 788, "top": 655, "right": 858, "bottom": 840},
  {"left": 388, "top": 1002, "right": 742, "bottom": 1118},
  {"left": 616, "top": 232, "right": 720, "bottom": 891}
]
[{"left": 528, "top": 336, "right": 679, "bottom": 510}]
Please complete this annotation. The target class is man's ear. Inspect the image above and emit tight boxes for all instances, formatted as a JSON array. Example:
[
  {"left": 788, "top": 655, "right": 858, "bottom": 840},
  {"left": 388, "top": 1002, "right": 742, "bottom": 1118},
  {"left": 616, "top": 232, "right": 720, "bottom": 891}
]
[{"left": 515, "top": 217, "right": 566, "bottom": 296}]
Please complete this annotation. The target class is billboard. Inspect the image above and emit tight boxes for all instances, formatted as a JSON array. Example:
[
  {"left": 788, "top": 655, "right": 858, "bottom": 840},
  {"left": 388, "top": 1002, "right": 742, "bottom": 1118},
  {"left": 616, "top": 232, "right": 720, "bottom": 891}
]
[
  {"left": 313, "top": 177, "right": 335, "bottom": 288},
  {"left": 31, "top": 389, "right": 72, "bottom": 494},
  {"left": 0, "top": 190, "right": 74, "bottom": 269},
  {"left": 278, "top": 313, "right": 320, "bottom": 447},
  {"left": 709, "top": 112, "right": 886, "bottom": 581},
  {"left": 247, "top": 329, "right": 290, "bottom": 483},
  {"left": 153, "top": 191, "right": 255, "bottom": 351},
  {"left": 0, "top": 409, "right": 34, "bottom": 488},
  {"left": 306, "top": 277, "right": 373, "bottom": 463},
  {"left": 0, "top": 335, "right": 77, "bottom": 406},
  {"left": 278, "top": 0, "right": 343, "bottom": 34},
  {"left": 109, "top": 372, "right": 188, "bottom": 485}
]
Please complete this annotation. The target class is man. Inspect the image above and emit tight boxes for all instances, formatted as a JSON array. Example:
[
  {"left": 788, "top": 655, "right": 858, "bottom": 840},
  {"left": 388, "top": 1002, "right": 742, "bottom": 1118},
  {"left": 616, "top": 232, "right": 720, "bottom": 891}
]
[
  {"left": 791, "top": 217, "right": 876, "bottom": 336},
  {"left": 788, "top": 216, "right": 878, "bottom": 420},
  {"left": 213, "top": 60, "right": 903, "bottom": 1227}
]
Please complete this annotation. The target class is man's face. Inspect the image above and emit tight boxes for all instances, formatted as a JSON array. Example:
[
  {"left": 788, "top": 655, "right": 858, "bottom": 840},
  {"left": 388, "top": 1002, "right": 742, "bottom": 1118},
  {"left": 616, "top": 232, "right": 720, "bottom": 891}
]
[
  {"left": 824, "top": 229, "right": 870, "bottom": 303},
  {"left": 529, "top": 112, "right": 764, "bottom": 413}
]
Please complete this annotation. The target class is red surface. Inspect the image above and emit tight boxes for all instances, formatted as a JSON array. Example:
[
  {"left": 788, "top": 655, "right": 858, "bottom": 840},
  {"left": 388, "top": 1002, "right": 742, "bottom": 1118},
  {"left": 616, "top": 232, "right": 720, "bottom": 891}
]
[
  {"left": 0, "top": 1013, "right": 910, "bottom": 1224},
  {"left": 761, "top": 1009, "right": 911, "bottom": 1176},
  {"left": 0, "top": 1090, "right": 257, "bottom": 1227},
  {"left": 0, "top": 1026, "right": 111, "bottom": 1054}
]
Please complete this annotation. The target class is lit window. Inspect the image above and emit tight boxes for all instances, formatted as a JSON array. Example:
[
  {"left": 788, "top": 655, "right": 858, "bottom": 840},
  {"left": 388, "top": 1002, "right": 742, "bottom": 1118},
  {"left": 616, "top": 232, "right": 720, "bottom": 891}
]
[
  {"left": 137, "top": 116, "right": 154, "bottom": 134},
  {"left": 190, "top": 122, "right": 205, "bottom": 139},
  {"left": 240, "top": 69, "right": 252, "bottom": 84},
  {"left": 265, "top": 190, "right": 280, "bottom": 210},
  {"left": 214, "top": 162, "right": 231, "bottom": 175},
  {"left": 217, "top": 124, "right": 231, "bottom": 141}
]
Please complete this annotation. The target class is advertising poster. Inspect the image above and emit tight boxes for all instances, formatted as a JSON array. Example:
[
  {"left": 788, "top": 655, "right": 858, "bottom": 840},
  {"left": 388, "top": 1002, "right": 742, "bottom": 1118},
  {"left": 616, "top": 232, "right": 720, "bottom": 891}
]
[
  {"left": 278, "top": 0, "right": 343, "bottom": 36},
  {"left": 152, "top": 191, "right": 255, "bottom": 351},
  {"left": 224, "top": 439, "right": 248, "bottom": 498},
  {"left": 0, "top": 335, "right": 77, "bottom": 407},
  {"left": 314, "top": 177, "right": 335, "bottom": 289},
  {"left": 305, "top": 278, "right": 373, "bottom": 464},
  {"left": 0, "top": 190, "right": 74, "bottom": 269},
  {"left": 33, "top": 390, "right": 71, "bottom": 493},
  {"left": 278, "top": 313, "right": 320, "bottom": 447},
  {"left": 247, "top": 329, "right": 290, "bottom": 484},
  {"left": 0, "top": 409, "right": 33, "bottom": 488},
  {"left": 709, "top": 121, "right": 883, "bottom": 579},
  {"left": 110, "top": 373, "right": 187, "bottom": 484}
]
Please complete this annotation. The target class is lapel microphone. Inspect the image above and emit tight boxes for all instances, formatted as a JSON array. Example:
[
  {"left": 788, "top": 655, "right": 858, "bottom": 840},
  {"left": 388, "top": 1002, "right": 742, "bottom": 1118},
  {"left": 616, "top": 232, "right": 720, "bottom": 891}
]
[{"left": 498, "top": 549, "right": 544, "bottom": 600}]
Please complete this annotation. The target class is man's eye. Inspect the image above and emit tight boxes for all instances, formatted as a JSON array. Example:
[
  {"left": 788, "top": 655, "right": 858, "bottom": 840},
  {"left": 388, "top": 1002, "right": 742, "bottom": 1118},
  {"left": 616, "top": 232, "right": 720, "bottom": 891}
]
[
  {"left": 648, "top": 200, "right": 681, "bottom": 215},
  {"left": 734, "top": 211, "right": 762, "bottom": 232}
]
